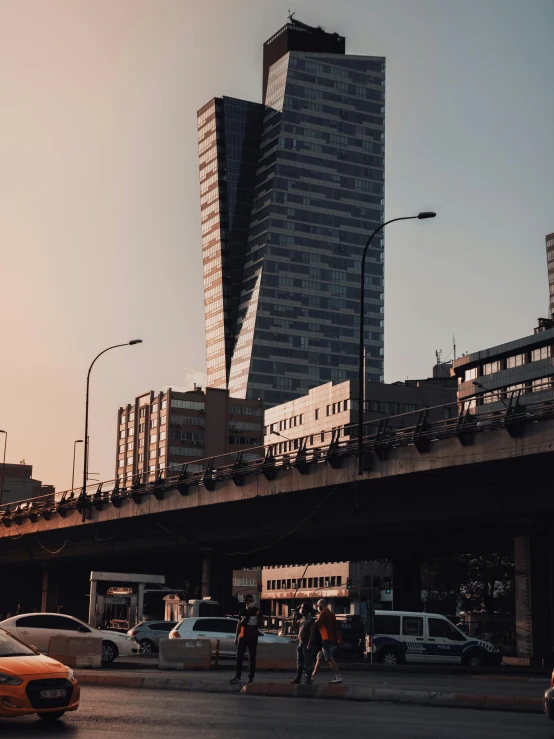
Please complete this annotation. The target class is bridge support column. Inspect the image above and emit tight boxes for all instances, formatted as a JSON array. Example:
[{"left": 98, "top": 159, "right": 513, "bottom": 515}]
[
  {"left": 41, "top": 567, "right": 59, "bottom": 613},
  {"left": 514, "top": 534, "right": 554, "bottom": 667},
  {"left": 200, "top": 554, "right": 233, "bottom": 613},
  {"left": 392, "top": 557, "right": 422, "bottom": 611}
]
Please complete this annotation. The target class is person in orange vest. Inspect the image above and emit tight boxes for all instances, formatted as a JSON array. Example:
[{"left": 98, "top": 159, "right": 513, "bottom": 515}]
[{"left": 308, "top": 599, "right": 343, "bottom": 684}]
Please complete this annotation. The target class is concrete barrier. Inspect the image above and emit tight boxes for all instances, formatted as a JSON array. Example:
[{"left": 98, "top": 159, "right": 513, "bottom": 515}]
[
  {"left": 48, "top": 636, "right": 102, "bottom": 668},
  {"left": 159, "top": 638, "right": 211, "bottom": 670},
  {"left": 255, "top": 642, "right": 297, "bottom": 670}
]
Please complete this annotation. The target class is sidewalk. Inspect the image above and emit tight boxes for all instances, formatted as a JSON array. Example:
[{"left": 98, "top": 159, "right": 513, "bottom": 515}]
[{"left": 74, "top": 666, "right": 547, "bottom": 715}]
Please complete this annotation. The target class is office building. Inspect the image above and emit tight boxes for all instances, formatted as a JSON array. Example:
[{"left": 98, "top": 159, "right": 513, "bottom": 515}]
[
  {"left": 263, "top": 370, "right": 457, "bottom": 450},
  {"left": 199, "top": 17, "right": 386, "bottom": 407},
  {"left": 115, "top": 386, "right": 263, "bottom": 480},
  {"left": 0, "top": 463, "right": 55, "bottom": 506},
  {"left": 261, "top": 561, "right": 392, "bottom": 617},
  {"left": 232, "top": 568, "right": 262, "bottom": 603},
  {"left": 546, "top": 232, "right": 554, "bottom": 317},
  {"left": 452, "top": 319, "right": 554, "bottom": 411}
]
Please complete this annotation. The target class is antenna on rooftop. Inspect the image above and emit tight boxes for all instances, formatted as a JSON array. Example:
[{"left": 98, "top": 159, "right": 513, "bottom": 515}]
[
  {"left": 287, "top": 5, "right": 295, "bottom": 22},
  {"left": 453, "top": 335, "right": 457, "bottom": 361}
]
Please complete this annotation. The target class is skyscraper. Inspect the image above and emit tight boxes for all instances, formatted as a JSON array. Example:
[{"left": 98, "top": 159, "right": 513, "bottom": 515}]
[
  {"left": 546, "top": 232, "right": 554, "bottom": 317},
  {"left": 198, "top": 18, "right": 385, "bottom": 407}
]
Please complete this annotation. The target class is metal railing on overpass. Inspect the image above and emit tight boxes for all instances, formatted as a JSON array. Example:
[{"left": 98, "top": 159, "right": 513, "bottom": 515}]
[{"left": 1, "top": 389, "right": 553, "bottom": 528}]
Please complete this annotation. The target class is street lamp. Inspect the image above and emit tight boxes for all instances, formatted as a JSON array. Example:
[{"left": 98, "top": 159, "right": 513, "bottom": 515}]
[
  {"left": 0, "top": 430, "right": 6, "bottom": 506},
  {"left": 358, "top": 213, "right": 436, "bottom": 474},
  {"left": 82, "top": 341, "right": 143, "bottom": 498},
  {"left": 72, "top": 440, "right": 83, "bottom": 491}
]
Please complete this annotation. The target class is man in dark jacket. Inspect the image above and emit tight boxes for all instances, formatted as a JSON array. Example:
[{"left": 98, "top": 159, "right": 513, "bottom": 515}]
[
  {"left": 290, "top": 602, "right": 317, "bottom": 685},
  {"left": 230, "top": 594, "right": 262, "bottom": 684}
]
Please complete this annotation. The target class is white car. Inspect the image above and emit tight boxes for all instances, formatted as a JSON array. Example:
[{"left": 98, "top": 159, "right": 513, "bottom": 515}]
[
  {"left": 0, "top": 613, "right": 139, "bottom": 664},
  {"left": 169, "top": 616, "right": 292, "bottom": 657}
]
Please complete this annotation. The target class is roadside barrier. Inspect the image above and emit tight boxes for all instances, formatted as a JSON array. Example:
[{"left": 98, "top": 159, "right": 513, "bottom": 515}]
[
  {"left": 48, "top": 636, "right": 102, "bottom": 668},
  {"left": 255, "top": 642, "right": 297, "bottom": 670},
  {"left": 159, "top": 638, "right": 211, "bottom": 670}
]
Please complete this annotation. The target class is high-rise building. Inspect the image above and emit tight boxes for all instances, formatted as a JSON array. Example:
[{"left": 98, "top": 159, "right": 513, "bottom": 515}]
[
  {"left": 546, "top": 232, "right": 554, "bottom": 316},
  {"left": 115, "top": 386, "right": 263, "bottom": 481},
  {"left": 198, "top": 18, "right": 386, "bottom": 407}
]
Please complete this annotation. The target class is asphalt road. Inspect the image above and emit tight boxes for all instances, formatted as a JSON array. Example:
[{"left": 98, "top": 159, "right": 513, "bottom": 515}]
[{"left": 1, "top": 687, "right": 553, "bottom": 739}]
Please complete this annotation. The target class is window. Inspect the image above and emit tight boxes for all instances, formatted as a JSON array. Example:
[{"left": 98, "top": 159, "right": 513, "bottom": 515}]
[
  {"left": 464, "top": 367, "right": 478, "bottom": 382},
  {"left": 344, "top": 399, "right": 348, "bottom": 411},
  {"left": 140, "top": 408, "right": 146, "bottom": 418},
  {"left": 532, "top": 346, "right": 552, "bottom": 362},
  {"left": 336, "top": 576, "right": 342, "bottom": 586},
  {"left": 150, "top": 449, "right": 157, "bottom": 459},
  {"left": 127, "top": 427, "right": 134, "bottom": 437},
  {"left": 160, "top": 416, "right": 166, "bottom": 426},
  {"left": 139, "top": 438, "right": 144, "bottom": 448},
  {"left": 373, "top": 615, "right": 400, "bottom": 635},
  {"left": 49, "top": 615, "right": 90, "bottom": 632},
  {"left": 171, "top": 399, "right": 205, "bottom": 411},
  {"left": 120, "top": 430, "right": 125, "bottom": 439},
  {"left": 159, "top": 447, "right": 165, "bottom": 457},
  {"left": 161, "top": 400, "right": 167, "bottom": 410},
  {"left": 149, "top": 464, "right": 157, "bottom": 472},
  {"left": 127, "top": 441, "right": 134, "bottom": 451},
  {"left": 152, "top": 404, "right": 158, "bottom": 413},
  {"left": 126, "top": 456, "right": 133, "bottom": 465},
  {"left": 119, "top": 444, "right": 125, "bottom": 453},
  {"left": 160, "top": 431, "right": 166, "bottom": 441},
  {"left": 483, "top": 361, "right": 501, "bottom": 375},
  {"left": 428, "top": 618, "right": 465, "bottom": 641},
  {"left": 405, "top": 404, "right": 416, "bottom": 413},
  {"left": 138, "top": 453, "right": 144, "bottom": 462},
  {"left": 315, "top": 409, "right": 319, "bottom": 420},
  {"left": 402, "top": 616, "right": 423, "bottom": 637},
  {"left": 120, "top": 416, "right": 126, "bottom": 425},
  {"left": 139, "top": 423, "right": 145, "bottom": 433},
  {"left": 150, "top": 434, "right": 157, "bottom": 443},
  {"left": 118, "top": 459, "right": 124, "bottom": 468},
  {"left": 150, "top": 419, "right": 157, "bottom": 428},
  {"left": 507, "top": 353, "right": 526, "bottom": 368},
  {"left": 266, "top": 581, "right": 271, "bottom": 590},
  {"left": 129, "top": 413, "right": 135, "bottom": 422}
]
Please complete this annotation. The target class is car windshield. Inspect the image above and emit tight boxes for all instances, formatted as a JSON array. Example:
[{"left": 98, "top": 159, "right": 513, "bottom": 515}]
[{"left": 0, "top": 629, "right": 37, "bottom": 657}]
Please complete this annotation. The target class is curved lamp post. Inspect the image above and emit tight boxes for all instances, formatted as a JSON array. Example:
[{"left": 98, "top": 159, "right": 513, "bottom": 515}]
[
  {"left": 82, "top": 341, "right": 142, "bottom": 496},
  {"left": 358, "top": 213, "right": 436, "bottom": 474}
]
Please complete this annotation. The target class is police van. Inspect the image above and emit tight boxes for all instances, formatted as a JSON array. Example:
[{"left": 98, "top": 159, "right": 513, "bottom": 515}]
[{"left": 369, "top": 610, "right": 502, "bottom": 667}]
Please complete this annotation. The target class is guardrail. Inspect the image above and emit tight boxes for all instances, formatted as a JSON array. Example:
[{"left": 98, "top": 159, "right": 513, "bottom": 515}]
[{"left": 1, "top": 390, "right": 553, "bottom": 528}]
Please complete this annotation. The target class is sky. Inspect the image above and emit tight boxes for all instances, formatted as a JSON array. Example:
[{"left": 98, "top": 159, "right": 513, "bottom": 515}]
[{"left": 0, "top": 0, "right": 553, "bottom": 492}]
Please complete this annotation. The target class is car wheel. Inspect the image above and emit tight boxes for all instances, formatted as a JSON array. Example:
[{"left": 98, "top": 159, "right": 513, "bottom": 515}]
[
  {"left": 378, "top": 648, "right": 403, "bottom": 665},
  {"left": 102, "top": 640, "right": 118, "bottom": 664},
  {"left": 139, "top": 638, "right": 155, "bottom": 654},
  {"left": 37, "top": 711, "right": 65, "bottom": 721},
  {"left": 465, "top": 650, "right": 486, "bottom": 669}
]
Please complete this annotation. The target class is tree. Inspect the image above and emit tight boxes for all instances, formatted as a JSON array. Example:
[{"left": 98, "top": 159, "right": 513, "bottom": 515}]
[{"left": 459, "top": 553, "right": 514, "bottom": 615}]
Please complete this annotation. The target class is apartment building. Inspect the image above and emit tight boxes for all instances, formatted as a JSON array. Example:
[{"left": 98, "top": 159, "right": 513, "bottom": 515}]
[
  {"left": 261, "top": 561, "right": 392, "bottom": 617},
  {"left": 115, "top": 386, "right": 263, "bottom": 481},
  {"left": 0, "top": 463, "right": 55, "bottom": 506},
  {"left": 263, "top": 371, "right": 456, "bottom": 451},
  {"left": 232, "top": 568, "right": 262, "bottom": 604}
]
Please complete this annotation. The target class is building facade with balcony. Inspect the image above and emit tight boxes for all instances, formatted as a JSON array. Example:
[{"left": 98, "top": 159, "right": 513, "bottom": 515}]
[
  {"left": 115, "top": 386, "right": 263, "bottom": 481},
  {"left": 0, "top": 463, "right": 54, "bottom": 506},
  {"left": 452, "top": 320, "right": 554, "bottom": 412}
]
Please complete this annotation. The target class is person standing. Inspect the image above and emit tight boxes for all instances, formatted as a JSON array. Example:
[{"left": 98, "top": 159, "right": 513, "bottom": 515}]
[
  {"left": 309, "top": 599, "right": 343, "bottom": 684},
  {"left": 230, "top": 594, "right": 262, "bottom": 684},
  {"left": 290, "top": 602, "right": 316, "bottom": 685}
]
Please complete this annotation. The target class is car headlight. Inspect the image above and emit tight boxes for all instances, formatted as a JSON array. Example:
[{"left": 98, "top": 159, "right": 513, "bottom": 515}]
[
  {"left": 0, "top": 673, "right": 23, "bottom": 686},
  {"left": 67, "top": 668, "right": 74, "bottom": 680}
]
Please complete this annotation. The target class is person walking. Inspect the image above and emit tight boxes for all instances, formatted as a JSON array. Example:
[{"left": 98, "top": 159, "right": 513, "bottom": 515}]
[
  {"left": 289, "top": 602, "right": 316, "bottom": 685},
  {"left": 230, "top": 594, "right": 262, "bottom": 684},
  {"left": 308, "top": 598, "right": 343, "bottom": 684}
]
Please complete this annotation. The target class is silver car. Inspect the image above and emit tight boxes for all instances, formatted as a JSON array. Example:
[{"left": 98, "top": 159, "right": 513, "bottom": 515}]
[{"left": 127, "top": 620, "right": 177, "bottom": 653}]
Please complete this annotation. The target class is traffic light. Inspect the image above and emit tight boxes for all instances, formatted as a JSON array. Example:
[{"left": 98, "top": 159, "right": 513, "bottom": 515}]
[
  {"left": 346, "top": 577, "right": 352, "bottom": 590},
  {"left": 385, "top": 580, "right": 392, "bottom": 595}
]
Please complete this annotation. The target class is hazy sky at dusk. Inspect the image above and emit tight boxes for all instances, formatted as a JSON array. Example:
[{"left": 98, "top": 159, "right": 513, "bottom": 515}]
[{"left": 1, "top": 0, "right": 553, "bottom": 491}]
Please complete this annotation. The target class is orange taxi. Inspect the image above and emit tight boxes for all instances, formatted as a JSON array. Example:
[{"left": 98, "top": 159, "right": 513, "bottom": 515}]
[{"left": 0, "top": 626, "right": 79, "bottom": 723}]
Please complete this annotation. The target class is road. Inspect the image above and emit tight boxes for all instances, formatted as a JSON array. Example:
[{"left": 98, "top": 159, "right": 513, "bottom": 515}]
[{"left": 0, "top": 687, "right": 552, "bottom": 738}]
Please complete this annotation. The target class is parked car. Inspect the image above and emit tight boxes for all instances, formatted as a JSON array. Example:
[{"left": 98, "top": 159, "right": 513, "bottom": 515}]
[
  {"left": 127, "top": 620, "right": 177, "bottom": 653},
  {"left": 369, "top": 610, "right": 502, "bottom": 667},
  {"left": 169, "top": 617, "right": 292, "bottom": 657},
  {"left": 0, "top": 626, "right": 80, "bottom": 722},
  {"left": 0, "top": 613, "right": 139, "bottom": 665},
  {"left": 544, "top": 669, "right": 554, "bottom": 720}
]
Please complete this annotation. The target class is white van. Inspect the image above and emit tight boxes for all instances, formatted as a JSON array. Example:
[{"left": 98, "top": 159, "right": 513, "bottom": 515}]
[{"left": 369, "top": 610, "right": 501, "bottom": 668}]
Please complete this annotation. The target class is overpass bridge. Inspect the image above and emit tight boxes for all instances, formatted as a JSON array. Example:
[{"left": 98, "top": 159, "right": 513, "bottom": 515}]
[{"left": 1, "top": 396, "right": 554, "bottom": 665}]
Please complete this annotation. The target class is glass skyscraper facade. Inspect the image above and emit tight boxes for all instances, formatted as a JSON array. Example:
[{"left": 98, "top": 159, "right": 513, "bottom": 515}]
[{"left": 198, "top": 19, "right": 385, "bottom": 407}]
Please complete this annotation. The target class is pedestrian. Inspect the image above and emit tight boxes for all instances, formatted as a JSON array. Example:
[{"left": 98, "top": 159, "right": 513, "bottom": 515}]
[
  {"left": 230, "top": 594, "right": 262, "bottom": 684},
  {"left": 308, "top": 599, "right": 343, "bottom": 684},
  {"left": 289, "top": 601, "right": 317, "bottom": 685}
]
